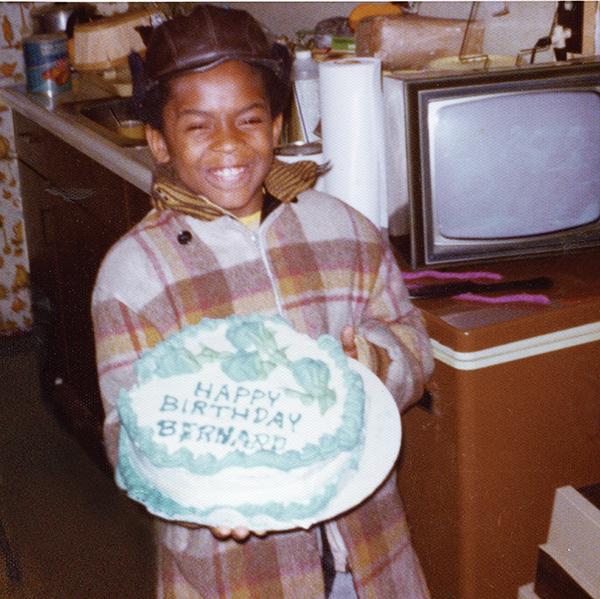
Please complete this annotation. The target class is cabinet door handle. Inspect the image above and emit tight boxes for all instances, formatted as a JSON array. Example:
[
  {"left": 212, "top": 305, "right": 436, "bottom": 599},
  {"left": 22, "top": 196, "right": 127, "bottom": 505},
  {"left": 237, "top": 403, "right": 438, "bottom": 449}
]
[{"left": 46, "top": 186, "right": 96, "bottom": 204}]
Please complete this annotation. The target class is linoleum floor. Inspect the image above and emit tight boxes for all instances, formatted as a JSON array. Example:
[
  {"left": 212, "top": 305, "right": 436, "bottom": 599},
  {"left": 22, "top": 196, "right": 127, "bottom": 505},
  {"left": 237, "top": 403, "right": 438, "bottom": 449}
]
[{"left": 0, "top": 335, "right": 155, "bottom": 599}]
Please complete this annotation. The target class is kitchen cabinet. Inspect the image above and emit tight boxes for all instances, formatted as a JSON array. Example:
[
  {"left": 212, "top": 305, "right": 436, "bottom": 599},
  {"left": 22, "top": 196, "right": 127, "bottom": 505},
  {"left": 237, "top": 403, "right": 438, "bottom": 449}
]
[
  {"left": 15, "top": 111, "right": 151, "bottom": 471},
  {"left": 396, "top": 249, "right": 600, "bottom": 599}
]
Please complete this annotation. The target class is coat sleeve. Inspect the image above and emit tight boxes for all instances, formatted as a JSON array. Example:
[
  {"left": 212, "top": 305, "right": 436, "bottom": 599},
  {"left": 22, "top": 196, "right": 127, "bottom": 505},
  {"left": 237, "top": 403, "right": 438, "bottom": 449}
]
[
  {"left": 354, "top": 243, "right": 434, "bottom": 413},
  {"left": 92, "top": 286, "right": 163, "bottom": 468}
]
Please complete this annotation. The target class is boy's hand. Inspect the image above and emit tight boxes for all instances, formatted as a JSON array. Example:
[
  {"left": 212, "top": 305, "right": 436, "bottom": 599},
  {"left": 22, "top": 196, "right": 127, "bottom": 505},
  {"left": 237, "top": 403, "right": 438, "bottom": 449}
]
[
  {"left": 340, "top": 325, "right": 358, "bottom": 359},
  {"left": 210, "top": 526, "right": 267, "bottom": 542},
  {"left": 174, "top": 522, "right": 266, "bottom": 542}
]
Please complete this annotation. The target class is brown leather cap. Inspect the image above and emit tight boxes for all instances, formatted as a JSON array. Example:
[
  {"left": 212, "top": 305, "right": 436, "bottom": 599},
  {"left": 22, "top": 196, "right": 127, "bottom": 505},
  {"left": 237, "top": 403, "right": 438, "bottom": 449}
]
[{"left": 144, "top": 4, "right": 282, "bottom": 81}]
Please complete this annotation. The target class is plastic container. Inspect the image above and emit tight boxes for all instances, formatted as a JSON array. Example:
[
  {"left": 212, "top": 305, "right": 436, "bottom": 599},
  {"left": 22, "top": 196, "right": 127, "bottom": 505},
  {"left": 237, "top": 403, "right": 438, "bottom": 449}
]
[
  {"left": 287, "top": 48, "right": 320, "bottom": 144},
  {"left": 275, "top": 141, "right": 325, "bottom": 191},
  {"left": 117, "top": 120, "right": 145, "bottom": 141}
]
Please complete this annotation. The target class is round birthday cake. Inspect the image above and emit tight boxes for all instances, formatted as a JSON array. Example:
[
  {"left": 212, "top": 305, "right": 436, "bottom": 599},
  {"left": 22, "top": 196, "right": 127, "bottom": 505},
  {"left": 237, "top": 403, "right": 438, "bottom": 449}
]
[{"left": 116, "top": 314, "right": 367, "bottom": 530}]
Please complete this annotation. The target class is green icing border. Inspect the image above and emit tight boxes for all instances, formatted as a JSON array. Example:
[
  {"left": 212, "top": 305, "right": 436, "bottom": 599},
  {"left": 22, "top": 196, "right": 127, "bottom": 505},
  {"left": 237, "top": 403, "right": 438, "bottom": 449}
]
[
  {"left": 116, "top": 433, "right": 358, "bottom": 523},
  {"left": 117, "top": 314, "right": 364, "bottom": 475}
]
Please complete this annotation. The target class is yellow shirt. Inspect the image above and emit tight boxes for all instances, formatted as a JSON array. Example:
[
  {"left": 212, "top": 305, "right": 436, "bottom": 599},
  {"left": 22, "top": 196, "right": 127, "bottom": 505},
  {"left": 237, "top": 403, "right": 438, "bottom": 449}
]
[{"left": 238, "top": 210, "right": 261, "bottom": 231}]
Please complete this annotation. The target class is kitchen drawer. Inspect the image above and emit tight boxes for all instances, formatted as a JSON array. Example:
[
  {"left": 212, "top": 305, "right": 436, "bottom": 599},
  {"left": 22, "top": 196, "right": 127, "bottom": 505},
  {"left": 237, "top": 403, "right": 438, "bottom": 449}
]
[
  {"left": 14, "top": 112, "right": 87, "bottom": 182},
  {"left": 15, "top": 114, "right": 130, "bottom": 239}
]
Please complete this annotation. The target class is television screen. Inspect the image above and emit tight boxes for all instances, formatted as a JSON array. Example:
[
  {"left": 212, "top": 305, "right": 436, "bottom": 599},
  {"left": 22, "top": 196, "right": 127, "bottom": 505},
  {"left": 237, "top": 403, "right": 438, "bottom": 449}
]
[{"left": 430, "top": 90, "right": 600, "bottom": 239}]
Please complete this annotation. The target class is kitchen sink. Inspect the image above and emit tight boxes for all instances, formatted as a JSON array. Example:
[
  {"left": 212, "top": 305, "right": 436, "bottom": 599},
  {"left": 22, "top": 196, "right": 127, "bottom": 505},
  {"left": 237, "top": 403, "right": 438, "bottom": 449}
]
[{"left": 59, "top": 96, "right": 147, "bottom": 148}]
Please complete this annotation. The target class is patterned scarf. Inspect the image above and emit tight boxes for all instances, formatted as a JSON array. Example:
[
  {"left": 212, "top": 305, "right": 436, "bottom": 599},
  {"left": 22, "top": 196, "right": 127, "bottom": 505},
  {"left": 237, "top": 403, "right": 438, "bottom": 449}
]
[{"left": 151, "top": 158, "right": 326, "bottom": 222}]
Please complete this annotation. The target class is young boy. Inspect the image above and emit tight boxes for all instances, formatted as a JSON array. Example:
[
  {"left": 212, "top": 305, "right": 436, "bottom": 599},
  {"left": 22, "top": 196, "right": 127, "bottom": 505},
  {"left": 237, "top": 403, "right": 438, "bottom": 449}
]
[{"left": 92, "top": 5, "right": 433, "bottom": 598}]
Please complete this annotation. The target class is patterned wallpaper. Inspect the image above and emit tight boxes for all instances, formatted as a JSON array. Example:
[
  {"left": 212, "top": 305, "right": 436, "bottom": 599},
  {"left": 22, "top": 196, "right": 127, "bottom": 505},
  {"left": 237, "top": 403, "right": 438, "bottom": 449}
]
[{"left": 0, "top": 2, "right": 32, "bottom": 336}]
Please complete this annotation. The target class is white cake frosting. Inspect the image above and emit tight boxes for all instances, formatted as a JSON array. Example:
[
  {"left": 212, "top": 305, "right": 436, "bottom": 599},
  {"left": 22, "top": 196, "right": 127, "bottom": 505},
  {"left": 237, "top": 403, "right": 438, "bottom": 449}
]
[{"left": 116, "top": 314, "right": 366, "bottom": 530}]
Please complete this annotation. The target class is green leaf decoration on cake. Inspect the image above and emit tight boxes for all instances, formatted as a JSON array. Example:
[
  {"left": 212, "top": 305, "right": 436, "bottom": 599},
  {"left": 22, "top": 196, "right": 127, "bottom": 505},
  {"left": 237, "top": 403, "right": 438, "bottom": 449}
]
[
  {"left": 287, "top": 358, "right": 337, "bottom": 415},
  {"left": 197, "top": 346, "right": 221, "bottom": 361},
  {"left": 226, "top": 320, "right": 278, "bottom": 354},
  {"left": 221, "top": 350, "right": 276, "bottom": 382},
  {"left": 136, "top": 340, "right": 202, "bottom": 382}
]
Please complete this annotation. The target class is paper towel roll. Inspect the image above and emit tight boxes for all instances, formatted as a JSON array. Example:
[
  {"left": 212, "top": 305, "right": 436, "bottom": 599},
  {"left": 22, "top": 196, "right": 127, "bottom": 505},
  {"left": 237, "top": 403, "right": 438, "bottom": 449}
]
[{"left": 318, "top": 57, "right": 388, "bottom": 228}]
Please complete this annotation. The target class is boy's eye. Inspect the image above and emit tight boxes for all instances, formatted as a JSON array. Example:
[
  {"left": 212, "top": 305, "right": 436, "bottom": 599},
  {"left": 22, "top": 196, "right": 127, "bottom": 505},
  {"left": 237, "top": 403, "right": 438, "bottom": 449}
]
[
  {"left": 181, "top": 117, "right": 211, "bottom": 132},
  {"left": 239, "top": 113, "right": 265, "bottom": 126},
  {"left": 187, "top": 122, "right": 209, "bottom": 131}
]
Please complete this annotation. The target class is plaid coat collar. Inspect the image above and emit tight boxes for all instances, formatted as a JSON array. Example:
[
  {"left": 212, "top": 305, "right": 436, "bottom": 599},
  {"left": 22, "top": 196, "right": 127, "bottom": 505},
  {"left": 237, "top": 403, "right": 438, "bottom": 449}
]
[{"left": 151, "top": 157, "right": 322, "bottom": 222}]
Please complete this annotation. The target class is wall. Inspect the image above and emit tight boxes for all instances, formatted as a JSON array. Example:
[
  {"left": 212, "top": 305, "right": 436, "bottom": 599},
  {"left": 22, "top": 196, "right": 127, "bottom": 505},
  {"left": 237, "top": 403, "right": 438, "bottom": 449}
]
[
  {"left": 0, "top": 2, "right": 32, "bottom": 335},
  {"left": 232, "top": 0, "right": 558, "bottom": 60},
  {"left": 230, "top": 2, "right": 360, "bottom": 37},
  {"left": 418, "top": 1, "right": 558, "bottom": 58}
]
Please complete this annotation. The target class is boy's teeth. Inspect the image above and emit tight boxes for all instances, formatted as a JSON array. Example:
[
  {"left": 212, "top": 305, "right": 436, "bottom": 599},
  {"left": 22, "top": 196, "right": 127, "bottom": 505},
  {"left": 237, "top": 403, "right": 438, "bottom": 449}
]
[{"left": 214, "top": 167, "right": 244, "bottom": 179}]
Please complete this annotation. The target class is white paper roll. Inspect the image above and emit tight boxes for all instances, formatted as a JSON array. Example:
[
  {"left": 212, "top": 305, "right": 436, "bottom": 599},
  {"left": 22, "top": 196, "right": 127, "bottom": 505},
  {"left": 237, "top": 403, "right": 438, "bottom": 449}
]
[{"left": 318, "top": 57, "right": 388, "bottom": 228}]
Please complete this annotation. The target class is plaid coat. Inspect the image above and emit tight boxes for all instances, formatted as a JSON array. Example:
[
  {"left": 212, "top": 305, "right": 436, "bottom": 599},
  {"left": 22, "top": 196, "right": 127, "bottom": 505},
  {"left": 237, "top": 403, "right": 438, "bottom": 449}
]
[{"left": 92, "top": 186, "right": 433, "bottom": 598}]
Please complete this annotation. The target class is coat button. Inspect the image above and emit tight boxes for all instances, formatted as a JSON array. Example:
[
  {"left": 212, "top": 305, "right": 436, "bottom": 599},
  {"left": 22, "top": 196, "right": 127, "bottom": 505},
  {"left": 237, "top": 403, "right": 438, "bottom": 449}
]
[{"left": 177, "top": 230, "right": 192, "bottom": 245}]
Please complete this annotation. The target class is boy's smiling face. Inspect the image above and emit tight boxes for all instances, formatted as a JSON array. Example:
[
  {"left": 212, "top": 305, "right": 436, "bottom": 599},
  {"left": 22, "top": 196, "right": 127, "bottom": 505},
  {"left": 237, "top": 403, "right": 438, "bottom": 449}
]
[{"left": 147, "top": 60, "right": 282, "bottom": 217}]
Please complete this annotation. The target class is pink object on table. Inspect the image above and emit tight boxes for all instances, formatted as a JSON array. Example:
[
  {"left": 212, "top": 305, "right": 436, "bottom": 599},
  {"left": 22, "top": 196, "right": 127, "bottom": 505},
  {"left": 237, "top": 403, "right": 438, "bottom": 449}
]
[
  {"left": 403, "top": 270, "right": 503, "bottom": 282},
  {"left": 452, "top": 292, "right": 551, "bottom": 305}
]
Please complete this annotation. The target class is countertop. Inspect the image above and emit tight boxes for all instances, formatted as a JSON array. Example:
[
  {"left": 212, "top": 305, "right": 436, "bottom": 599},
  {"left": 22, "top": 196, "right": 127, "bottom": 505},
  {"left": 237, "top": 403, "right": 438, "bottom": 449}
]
[
  {"left": 396, "top": 246, "right": 600, "bottom": 360},
  {"left": 0, "top": 78, "right": 154, "bottom": 194}
]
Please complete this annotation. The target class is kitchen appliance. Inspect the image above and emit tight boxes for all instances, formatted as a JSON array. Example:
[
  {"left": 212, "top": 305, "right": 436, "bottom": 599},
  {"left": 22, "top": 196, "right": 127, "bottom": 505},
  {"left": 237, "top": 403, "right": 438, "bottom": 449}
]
[
  {"left": 31, "top": 3, "right": 97, "bottom": 34},
  {"left": 383, "top": 57, "right": 600, "bottom": 268}
]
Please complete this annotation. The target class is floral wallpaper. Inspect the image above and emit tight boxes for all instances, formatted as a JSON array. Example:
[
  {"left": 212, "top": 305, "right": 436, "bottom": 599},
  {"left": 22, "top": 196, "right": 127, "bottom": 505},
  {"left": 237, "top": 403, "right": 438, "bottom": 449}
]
[{"left": 0, "top": 2, "right": 32, "bottom": 336}]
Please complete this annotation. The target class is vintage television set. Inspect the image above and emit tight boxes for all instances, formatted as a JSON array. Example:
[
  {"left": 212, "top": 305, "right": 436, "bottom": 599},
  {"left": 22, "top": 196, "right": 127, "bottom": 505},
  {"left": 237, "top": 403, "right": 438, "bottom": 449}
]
[{"left": 383, "top": 58, "right": 600, "bottom": 269}]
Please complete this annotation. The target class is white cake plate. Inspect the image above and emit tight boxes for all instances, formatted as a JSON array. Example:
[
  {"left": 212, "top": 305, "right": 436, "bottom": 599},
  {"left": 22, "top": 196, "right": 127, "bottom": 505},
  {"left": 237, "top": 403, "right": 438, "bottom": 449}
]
[
  {"left": 120, "top": 358, "right": 402, "bottom": 532},
  {"left": 301, "top": 358, "right": 402, "bottom": 526}
]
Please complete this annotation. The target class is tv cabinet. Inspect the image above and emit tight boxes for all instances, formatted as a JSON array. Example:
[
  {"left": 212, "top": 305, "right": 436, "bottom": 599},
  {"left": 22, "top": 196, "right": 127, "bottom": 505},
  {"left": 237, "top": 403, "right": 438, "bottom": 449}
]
[{"left": 396, "top": 248, "right": 600, "bottom": 599}]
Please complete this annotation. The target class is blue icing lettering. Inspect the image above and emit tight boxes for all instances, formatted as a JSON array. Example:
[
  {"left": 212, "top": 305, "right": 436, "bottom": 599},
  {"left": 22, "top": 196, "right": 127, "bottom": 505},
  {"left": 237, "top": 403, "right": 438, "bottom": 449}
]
[
  {"left": 288, "top": 413, "right": 302, "bottom": 432},
  {"left": 179, "top": 422, "right": 193, "bottom": 441},
  {"left": 272, "top": 436, "right": 287, "bottom": 452},
  {"left": 191, "top": 400, "right": 206, "bottom": 415},
  {"left": 268, "top": 391, "right": 280, "bottom": 407},
  {"left": 196, "top": 424, "right": 215, "bottom": 441},
  {"left": 194, "top": 381, "right": 213, "bottom": 399},
  {"left": 254, "top": 433, "right": 270, "bottom": 449},
  {"left": 236, "top": 430, "right": 251, "bottom": 448},
  {"left": 216, "top": 426, "right": 234, "bottom": 445},
  {"left": 160, "top": 395, "right": 179, "bottom": 412},
  {"left": 267, "top": 412, "right": 285, "bottom": 429},
  {"left": 251, "top": 389, "right": 266, "bottom": 404},
  {"left": 213, "top": 384, "right": 230, "bottom": 402},
  {"left": 234, "top": 386, "right": 251, "bottom": 403},
  {"left": 208, "top": 404, "right": 230, "bottom": 418},
  {"left": 254, "top": 407, "right": 269, "bottom": 424},
  {"left": 157, "top": 420, "right": 177, "bottom": 436},
  {"left": 231, "top": 406, "right": 250, "bottom": 421}
]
